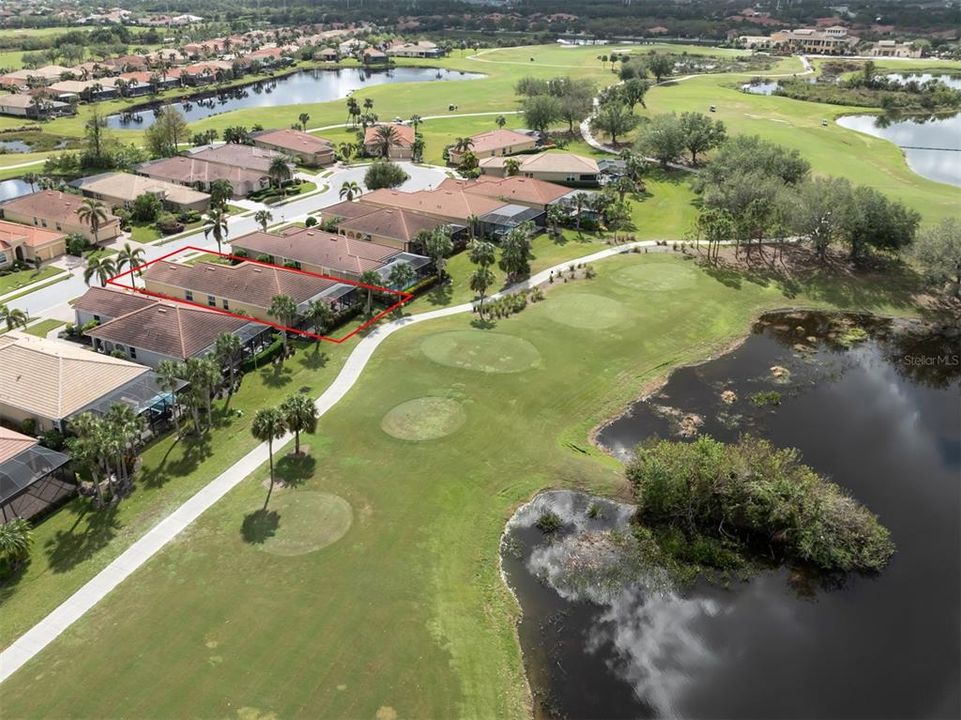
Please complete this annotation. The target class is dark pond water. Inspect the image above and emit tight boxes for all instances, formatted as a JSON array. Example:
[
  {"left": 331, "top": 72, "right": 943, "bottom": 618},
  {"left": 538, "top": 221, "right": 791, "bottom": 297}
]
[
  {"left": 504, "top": 312, "right": 961, "bottom": 719},
  {"left": 0, "top": 178, "right": 35, "bottom": 201},
  {"left": 836, "top": 111, "right": 961, "bottom": 187},
  {"left": 740, "top": 77, "right": 816, "bottom": 95},
  {"left": 0, "top": 139, "right": 33, "bottom": 153},
  {"left": 884, "top": 73, "right": 961, "bottom": 91},
  {"left": 104, "top": 66, "right": 485, "bottom": 129}
]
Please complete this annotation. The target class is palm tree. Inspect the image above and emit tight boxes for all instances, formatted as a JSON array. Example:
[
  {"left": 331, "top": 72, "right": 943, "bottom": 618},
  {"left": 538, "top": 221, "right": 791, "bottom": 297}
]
[
  {"left": 104, "top": 403, "right": 144, "bottom": 492},
  {"left": 116, "top": 243, "right": 146, "bottom": 279},
  {"left": 495, "top": 115, "right": 507, "bottom": 129},
  {"left": 251, "top": 407, "right": 286, "bottom": 510},
  {"left": 388, "top": 262, "right": 416, "bottom": 291},
  {"left": 345, "top": 96, "right": 359, "bottom": 125},
  {"left": 0, "top": 518, "right": 33, "bottom": 569},
  {"left": 208, "top": 179, "right": 234, "bottom": 209},
  {"left": 268, "top": 294, "right": 298, "bottom": 358},
  {"left": 363, "top": 97, "right": 374, "bottom": 113},
  {"left": 66, "top": 412, "right": 108, "bottom": 507},
  {"left": 280, "top": 393, "right": 317, "bottom": 456},
  {"left": 156, "top": 359, "right": 185, "bottom": 436},
  {"left": 254, "top": 209, "right": 273, "bottom": 232},
  {"left": 214, "top": 332, "right": 243, "bottom": 395},
  {"left": 470, "top": 266, "right": 495, "bottom": 319},
  {"left": 268, "top": 156, "right": 293, "bottom": 192},
  {"left": 613, "top": 176, "right": 637, "bottom": 202},
  {"left": 503, "top": 158, "right": 521, "bottom": 177},
  {"left": 83, "top": 253, "right": 117, "bottom": 287},
  {"left": 76, "top": 198, "right": 108, "bottom": 246},
  {"left": 338, "top": 142, "right": 354, "bottom": 162},
  {"left": 339, "top": 181, "right": 362, "bottom": 202},
  {"left": 409, "top": 114, "right": 422, "bottom": 132},
  {"left": 468, "top": 238, "right": 496, "bottom": 268},
  {"left": 571, "top": 192, "right": 591, "bottom": 233},
  {"left": 298, "top": 112, "right": 310, "bottom": 131},
  {"left": 453, "top": 137, "right": 474, "bottom": 154},
  {"left": 204, "top": 206, "right": 229, "bottom": 255},
  {"left": 466, "top": 214, "right": 480, "bottom": 241},
  {"left": 22, "top": 172, "right": 39, "bottom": 193},
  {"left": 372, "top": 124, "right": 400, "bottom": 159},
  {"left": 423, "top": 226, "right": 453, "bottom": 279},
  {"left": 546, "top": 203, "right": 566, "bottom": 235},
  {"left": 304, "top": 299, "right": 334, "bottom": 338},
  {"left": 358, "top": 269, "right": 382, "bottom": 316},
  {"left": 0, "top": 303, "right": 29, "bottom": 331},
  {"left": 183, "top": 356, "right": 220, "bottom": 433}
]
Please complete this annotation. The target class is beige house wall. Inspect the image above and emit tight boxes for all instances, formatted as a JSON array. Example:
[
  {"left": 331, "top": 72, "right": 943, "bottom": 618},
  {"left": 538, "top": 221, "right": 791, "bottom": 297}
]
[
  {"left": 0, "top": 208, "right": 121, "bottom": 244},
  {"left": 143, "top": 278, "right": 272, "bottom": 322},
  {"left": 450, "top": 138, "right": 537, "bottom": 164},
  {"left": 252, "top": 140, "right": 335, "bottom": 167},
  {"left": 0, "top": 401, "right": 56, "bottom": 433}
]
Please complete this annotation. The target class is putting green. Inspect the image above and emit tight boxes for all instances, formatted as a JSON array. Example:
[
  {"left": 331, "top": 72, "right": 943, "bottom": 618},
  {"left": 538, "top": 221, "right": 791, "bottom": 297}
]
[
  {"left": 381, "top": 397, "right": 467, "bottom": 441},
  {"left": 421, "top": 330, "right": 542, "bottom": 373},
  {"left": 613, "top": 260, "right": 699, "bottom": 291},
  {"left": 543, "top": 292, "right": 628, "bottom": 329},
  {"left": 257, "top": 492, "right": 352, "bottom": 557}
]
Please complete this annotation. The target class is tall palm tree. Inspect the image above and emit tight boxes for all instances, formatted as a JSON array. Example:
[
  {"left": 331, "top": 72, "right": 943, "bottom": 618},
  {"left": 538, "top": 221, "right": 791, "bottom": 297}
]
[
  {"left": 503, "top": 158, "right": 521, "bottom": 177},
  {"left": 388, "top": 261, "right": 416, "bottom": 291},
  {"left": 338, "top": 142, "right": 354, "bottom": 162},
  {"left": 251, "top": 407, "right": 286, "bottom": 510},
  {"left": 495, "top": 115, "right": 507, "bottom": 129},
  {"left": 104, "top": 403, "right": 144, "bottom": 492},
  {"left": 214, "top": 332, "right": 243, "bottom": 395},
  {"left": 116, "top": 243, "right": 146, "bottom": 279},
  {"left": 339, "top": 181, "right": 362, "bottom": 202},
  {"left": 345, "top": 96, "right": 359, "bottom": 124},
  {"left": 298, "top": 112, "right": 310, "bottom": 131},
  {"left": 372, "top": 124, "right": 400, "bottom": 159},
  {"left": 204, "top": 206, "right": 229, "bottom": 255},
  {"left": 183, "top": 356, "right": 220, "bottom": 433},
  {"left": 83, "top": 253, "right": 117, "bottom": 287},
  {"left": 280, "top": 392, "right": 317, "bottom": 456},
  {"left": 423, "top": 226, "right": 453, "bottom": 279},
  {"left": 156, "top": 359, "right": 185, "bottom": 436},
  {"left": 268, "top": 294, "right": 298, "bottom": 358},
  {"left": 409, "top": 114, "right": 422, "bottom": 131},
  {"left": 268, "top": 156, "right": 293, "bottom": 192},
  {"left": 358, "top": 269, "right": 382, "bottom": 316},
  {"left": 254, "top": 209, "right": 273, "bottom": 232},
  {"left": 470, "top": 266, "right": 495, "bottom": 319},
  {"left": 304, "top": 299, "right": 334, "bottom": 338},
  {"left": 76, "top": 198, "right": 108, "bottom": 246},
  {"left": 468, "top": 238, "right": 496, "bottom": 268},
  {"left": 0, "top": 303, "right": 29, "bottom": 331},
  {"left": 453, "top": 137, "right": 474, "bottom": 154}
]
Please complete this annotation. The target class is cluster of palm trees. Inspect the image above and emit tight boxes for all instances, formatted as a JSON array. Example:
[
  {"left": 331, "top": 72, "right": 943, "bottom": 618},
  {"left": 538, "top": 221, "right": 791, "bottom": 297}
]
[
  {"left": 345, "top": 96, "right": 377, "bottom": 130},
  {"left": 68, "top": 404, "right": 146, "bottom": 507},
  {"left": 416, "top": 225, "right": 454, "bottom": 280},
  {"left": 252, "top": 393, "right": 318, "bottom": 510},
  {"left": 83, "top": 243, "right": 147, "bottom": 287},
  {"left": 0, "top": 303, "right": 29, "bottom": 332}
]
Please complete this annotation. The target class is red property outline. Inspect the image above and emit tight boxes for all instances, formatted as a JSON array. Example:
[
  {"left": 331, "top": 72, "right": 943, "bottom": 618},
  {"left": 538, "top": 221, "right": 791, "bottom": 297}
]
[{"left": 105, "top": 246, "right": 413, "bottom": 344}]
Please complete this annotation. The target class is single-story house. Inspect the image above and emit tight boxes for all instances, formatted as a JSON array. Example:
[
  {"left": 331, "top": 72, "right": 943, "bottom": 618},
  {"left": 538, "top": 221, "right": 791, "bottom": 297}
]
[
  {"left": 231, "top": 226, "right": 408, "bottom": 282},
  {"left": 315, "top": 48, "right": 339, "bottom": 62},
  {"left": 137, "top": 156, "right": 269, "bottom": 198},
  {"left": 477, "top": 204, "right": 546, "bottom": 239},
  {"left": 387, "top": 41, "right": 445, "bottom": 58},
  {"left": 71, "top": 172, "right": 211, "bottom": 213},
  {"left": 142, "top": 260, "right": 354, "bottom": 322},
  {"left": 0, "top": 191, "right": 122, "bottom": 244},
  {"left": 85, "top": 297, "right": 267, "bottom": 369},
  {"left": 74, "top": 286, "right": 158, "bottom": 327},
  {"left": 362, "top": 187, "right": 509, "bottom": 225},
  {"left": 0, "top": 331, "right": 161, "bottom": 433},
  {"left": 251, "top": 129, "right": 336, "bottom": 167},
  {"left": 448, "top": 129, "right": 537, "bottom": 164},
  {"left": 362, "top": 48, "right": 388, "bottom": 64},
  {"left": 364, "top": 123, "right": 415, "bottom": 159},
  {"left": 441, "top": 175, "right": 576, "bottom": 212},
  {"left": 335, "top": 205, "right": 458, "bottom": 252},
  {"left": 0, "top": 93, "right": 72, "bottom": 119},
  {"left": 317, "top": 200, "right": 381, "bottom": 224},
  {"left": 188, "top": 143, "right": 291, "bottom": 175},
  {"left": 479, "top": 151, "right": 600, "bottom": 186},
  {"left": 0, "top": 220, "right": 67, "bottom": 266},
  {"left": 0, "top": 425, "right": 73, "bottom": 522}
]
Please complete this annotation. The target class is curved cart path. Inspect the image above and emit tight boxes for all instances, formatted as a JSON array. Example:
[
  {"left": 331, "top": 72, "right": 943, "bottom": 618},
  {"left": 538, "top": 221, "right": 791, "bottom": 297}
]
[{"left": 0, "top": 239, "right": 665, "bottom": 684}]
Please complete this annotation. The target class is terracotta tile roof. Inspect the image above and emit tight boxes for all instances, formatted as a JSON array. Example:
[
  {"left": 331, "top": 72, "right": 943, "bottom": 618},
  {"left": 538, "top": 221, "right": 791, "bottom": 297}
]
[
  {"left": 0, "top": 426, "right": 37, "bottom": 465},
  {"left": 72, "top": 172, "right": 210, "bottom": 207},
  {"left": 232, "top": 228, "right": 398, "bottom": 276},
  {"left": 138, "top": 156, "right": 266, "bottom": 186},
  {"left": 441, "top": 175, "right": 572, "bottom": 206},
  {"left": 319, "top": 200, "right": 382, "bottom": 222},
  {"left": 363, "top": 188, "right": 507, "bottom": 221},
  {"left": 0, "top": 332, "right": 148, "bottom": 421},
  {"left": 86, "top": 301, "right": 249, "bottom": 360},
  {"left": 143, "top": 260, "right": 340, "bottom": 309},
  {"left": 479, "top": 151, "right": 599, "bottom": 174},
  {"left": 252, "top": 129, "right": 334, "bottom": 155},
  {"left": 0, "top": 220, "right": 65, "bottom": 249},
  {"left": 74, "top": 287, "right": 159, "bottom": 320},
  {"left": 189, "top": 144, "right": 287, "bottom": 173},
  {"left": 336, "top": 207, "right": 447, "bottom": 243},
  {"left": 363, "top": 123, "right": 415, "bottom": 149},
  {"left": 462, "top": 129, "right": 535, "bottom": 156},
  {"left": 0, "top": 191, "right": 121, "bottom": 227}
]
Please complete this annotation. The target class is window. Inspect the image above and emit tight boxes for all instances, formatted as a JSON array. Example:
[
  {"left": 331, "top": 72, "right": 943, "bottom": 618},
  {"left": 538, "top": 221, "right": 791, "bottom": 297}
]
[
  {"left": 56, "top": 223, "right": 62, "bottom": 231},
  {"left": 207, "top": 295, "right": 216, "bottom": 307},
  {"left": 185, "top": 290, "right": 194, "bottom": 301},
  {"left": 129, "top": 347, "right": 137, "bottom": 359},
  {"left": 222, "top": 298, "right": 229, "bottom": 310},
  {"left": 93, "top": 314, "right": 100, "bottom": 322}
]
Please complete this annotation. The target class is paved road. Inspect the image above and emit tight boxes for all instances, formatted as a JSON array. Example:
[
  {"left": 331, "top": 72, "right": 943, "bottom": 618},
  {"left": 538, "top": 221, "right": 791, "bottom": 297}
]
[
  {"left": 0, "top": 238, "right": 669, "bottom": 685},
  {"left": 6, "top": 162, "right": 449, "bottom": 318}
]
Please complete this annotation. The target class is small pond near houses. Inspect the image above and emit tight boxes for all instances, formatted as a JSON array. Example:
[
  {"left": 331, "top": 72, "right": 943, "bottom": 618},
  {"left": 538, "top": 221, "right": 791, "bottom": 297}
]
[{"left": 503, "top": 312, "right": 960, "bottom": 719}]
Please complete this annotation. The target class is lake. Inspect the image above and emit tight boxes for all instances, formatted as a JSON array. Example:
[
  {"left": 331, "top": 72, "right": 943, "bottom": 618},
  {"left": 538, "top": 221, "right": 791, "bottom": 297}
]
[
  {"left": 884, "top": 72, "right": 961, "bottom": 90},
  {"left": 503, "top": 312, "right": 961, "bottom": 719},
  {"left": 836, "top": 111, "right": 961, "bottom": 187},
  {"left": 104, "top": 67, "right": 485, "bottom": 129},
  {"left": 0, "top": 178, "right": 35, "bottom": 201}
]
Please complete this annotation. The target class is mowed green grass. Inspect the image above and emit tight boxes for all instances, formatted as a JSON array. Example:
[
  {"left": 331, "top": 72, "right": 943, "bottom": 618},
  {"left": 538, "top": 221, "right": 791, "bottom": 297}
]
[{"left": 0, "top": 252, "right": 924, "bottom": 719}]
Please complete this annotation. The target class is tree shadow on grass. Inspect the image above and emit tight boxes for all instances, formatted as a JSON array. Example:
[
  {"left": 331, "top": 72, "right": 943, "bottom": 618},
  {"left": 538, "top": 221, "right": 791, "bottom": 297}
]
[
  {"left": 44, "top": 503, "right": 122, "bottom": 574},
  {"left": 426, "top": 282, "right": 453, "bottom": 307},
  {"left": 275, "top": 452, "right": 316, "bottom": 488},
  {"left": 470, "top": 316, "right": 497, "bottom": 330},
  {"left": 259, "top": 363, "right": 294, "bottom": 388},
  {"left": 241, "top": 509, "right": 280, "bottom": 545},
  {"left": 298, "top": 348, "right": 329, "bottom": 370},
  {"left": 139, "top": 433, "right": 213, "bottom": 489}
]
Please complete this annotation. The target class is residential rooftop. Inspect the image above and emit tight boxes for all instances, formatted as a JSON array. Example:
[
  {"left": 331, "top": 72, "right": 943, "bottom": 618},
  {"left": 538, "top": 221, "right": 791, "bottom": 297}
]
[
  {"left": 234, "top": 227, "right": 399, "bottom": 276},
  {"left": 71, "top": 172, "right": 210, "bottom": 207},
  {"left": 252, "top": 129, "right": 334, "bottom": 155},
  {"left": 0, "top": 191, "right": 121, "bottom": 226}
]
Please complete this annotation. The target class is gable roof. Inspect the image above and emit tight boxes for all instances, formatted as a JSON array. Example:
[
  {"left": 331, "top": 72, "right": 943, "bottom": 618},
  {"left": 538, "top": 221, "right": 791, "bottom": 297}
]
[
  {"left": 188, "top": 144, "right": 287, "bottom": 173},
  {"left": 440, "top": 176, "right": 572, "bottom": 206},
  {"left": 74, "top": 286, "right": 160, "bottom": 320},
  {"left": 252, "top": 129, "right": 334, "bottom": 155},
  {"left": 318, "top": 200, "right": 382, "bottom": 223},
  {"left": 86, "top": 301, "right": 249, "bottom": 360},
  {"left": 71, "top": 172, "right": 210, "bottom": 206},
  {"left": 143, "top": 260, "right": 340, "bottom": 308},
  {"left": 462, "top": 129, "right": 535, "bottom": 155},
  {"left": 0, "top": 332, "right": 148, "bottom": 421},
  {"left": 0, "top": 426, "right": 37, "bottom": 465},
  {"left": 0, "top": 191, "right": 121, "bottom": 226},
  {"left": 232, "top": 228, "right": 399, "bottom": 276},
  {"left": 0, "top": 220, "right": 65, "bottom": 250},
  {"left": 335, "top": 206, "right": 447, "bottom": 243},
  {"left": 363, "top": 188, "right": 508, "bottom": 221}
]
